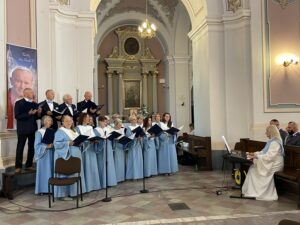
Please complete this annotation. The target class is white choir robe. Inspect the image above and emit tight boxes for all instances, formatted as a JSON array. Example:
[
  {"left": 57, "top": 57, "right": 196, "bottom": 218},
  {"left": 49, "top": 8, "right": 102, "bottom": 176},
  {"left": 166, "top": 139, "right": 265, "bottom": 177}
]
[
  {"left": 34, "top": 128, "right": 54, "bottom": 194},
  {"left": 53, "top": 128, "right": 86, "bottom": 198},
  {"left": 125, "top": 125, "right": 144, "bottom": 180},
  {"left": 143, "top": 133, "right": 158, "bottom": 177},
  {"left": 94, "top": 127, "right": 117, "bottom": 187},
  {"left": 242, "top": 140, "right": 284, "bottom": 200},
  {"left": 76, "top": 125, "right": 101, "bottom": 192},
  {"left": 157, "top": 122, "right": 179, "bottom": 174}
]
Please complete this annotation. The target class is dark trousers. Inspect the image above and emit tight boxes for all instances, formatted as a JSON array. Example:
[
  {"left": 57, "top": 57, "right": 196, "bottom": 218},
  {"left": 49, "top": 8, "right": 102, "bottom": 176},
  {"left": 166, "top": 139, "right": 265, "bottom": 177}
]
[{"left": 15, "top": 133, "right": 35, "bottom": 169}]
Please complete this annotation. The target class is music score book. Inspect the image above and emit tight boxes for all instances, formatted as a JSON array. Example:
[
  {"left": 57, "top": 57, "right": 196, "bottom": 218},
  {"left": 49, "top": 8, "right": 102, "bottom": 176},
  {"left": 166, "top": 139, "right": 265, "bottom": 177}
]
[
  {"left": 147, "top": 124, "right": 163, "bottom": 136},
  {"left": 41, "top": 128, "right": 55, "bottom": 144},
  {"left": 73, "top": 135, "right": 89, "bottom": 146},
  {"left": 165, "top": 125, "right": 184, "bottom": 135},
  {"left": 131, "top": 126, "right": 146, "bottom": 138}
]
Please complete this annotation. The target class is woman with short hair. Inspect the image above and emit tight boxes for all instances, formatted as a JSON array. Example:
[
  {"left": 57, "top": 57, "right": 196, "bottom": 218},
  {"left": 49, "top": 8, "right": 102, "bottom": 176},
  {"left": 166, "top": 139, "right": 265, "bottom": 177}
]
[{"left": 34, "top": 115, "right": 54, "bottom": 194}]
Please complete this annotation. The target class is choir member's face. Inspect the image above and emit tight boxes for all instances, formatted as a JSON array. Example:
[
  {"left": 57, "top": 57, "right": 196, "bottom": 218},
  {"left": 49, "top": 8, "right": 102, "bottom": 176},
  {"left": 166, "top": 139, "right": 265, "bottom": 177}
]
[
  {"left": 164, "top": 114, "right": 170, "bottom": 122},
  {"left": 115, "top": 123, "right": 122, "bottom": 129},
  {"left": 155, "top": 114, "right": 161, "bottom": 122},
  {"left": 64, "top": 95, "right": 73, "bottom": 105},
  {"left": 46, "top": 90, "right": 55, "bottom": 100},
  {"left": 83, "top": 115, "right": 90, "bottom": 125},
  {"left": 137, "top": 118, "right": 143, "bottom": 124},
  {"left": 63, "top": 116, "right": 73, "bottom": 128},
  {"left": 130, "top": 117, "right": 137, "bottom": 125},
  {"left": 89, "top": 117, "right": 94, "bottom": 126},
  {"left": 147, "top": 118, "right": 152, "bottom": 126},
  {"left": 23, "top": 89, "right": 34, "bottom": 100},
  {"left": 99, "top": 120, "right": 106, "bottom": 128},
  {"left": 84, "top": 92, "right": 92, "bottom": 101},
  {"left": 44, "top": 117, "right": 53, "bottom": 128}
]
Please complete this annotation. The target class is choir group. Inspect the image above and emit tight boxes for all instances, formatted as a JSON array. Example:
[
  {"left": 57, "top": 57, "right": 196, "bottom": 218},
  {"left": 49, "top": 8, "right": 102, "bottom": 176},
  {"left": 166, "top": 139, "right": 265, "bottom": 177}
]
[{"left": 34, "top": 109, "right": 179, "bottom": 199}]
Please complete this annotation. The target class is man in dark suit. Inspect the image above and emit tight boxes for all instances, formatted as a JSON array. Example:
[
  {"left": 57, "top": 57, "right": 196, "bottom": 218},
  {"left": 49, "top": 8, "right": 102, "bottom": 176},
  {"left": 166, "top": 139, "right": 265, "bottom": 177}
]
[
  {"left": 39, "top": 89, "right": 59, "bottom": 130},
  {"left": 285, "top": 121, "right": 300, "bottom": 146},
  {"left": 269, "top": 119, "right": 287, "bottom": 143},
  {"left": 77, "top": 91, "right": 100, "bottom": 127},
  {"left": 14, "top": 88, "right": 41, "bottom": 173},
  {"left": 58, "top": 94, "right": 78, "bottom": 125}
]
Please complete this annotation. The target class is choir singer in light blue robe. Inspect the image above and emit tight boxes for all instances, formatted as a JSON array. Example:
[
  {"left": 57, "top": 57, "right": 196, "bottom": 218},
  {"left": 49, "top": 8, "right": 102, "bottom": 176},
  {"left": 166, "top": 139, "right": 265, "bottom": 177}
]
[
  {"left": 76, "top": 113, "right": 101, "bottom": 192},
  {"left": 34, "top": 116, "right": 54, "bottom": 194},
  {"left": 94, "top": 115, "right": 117, "bottom": 187},
  {"left": 113, "top": 118, "right": 127, "bottom": 182},
  {"left": 158, "top": 113, "right": 179, "bottom": 175},
  {"left": 143, "top": 117, "right": 158, "bottom": 177},
  {"left": 53, "top": 115, "right": 86, "bottom": 198},
  {"left": 125, "top": 115, "right": 144, "bottom": 180}
]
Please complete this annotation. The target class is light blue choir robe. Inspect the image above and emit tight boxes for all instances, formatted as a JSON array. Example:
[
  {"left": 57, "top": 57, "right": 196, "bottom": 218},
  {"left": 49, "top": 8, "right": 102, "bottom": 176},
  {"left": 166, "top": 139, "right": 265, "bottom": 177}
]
[
  {"left": 143, "top": 134, "right": 158, "bottom": 177},
  {"left": 94, "top": 127, "right": 117, "bottom": 187},
  {"left": 157, "top": 123, "right": 179, "bottom": 174},
  {"left": 76, "top": 125, "right": 101, "bottom": 192},
  {"left": 34, "top": 128, "right": 54, "bottom": 194},
  {"left": 112, "top": 127, "right": 127, "bottom": 182},
  {"left": 53, "top": 128, "right": 86, "bottom": 198},
  {"left": 125, "top": 125, "right": 144, "bottom": 180}
]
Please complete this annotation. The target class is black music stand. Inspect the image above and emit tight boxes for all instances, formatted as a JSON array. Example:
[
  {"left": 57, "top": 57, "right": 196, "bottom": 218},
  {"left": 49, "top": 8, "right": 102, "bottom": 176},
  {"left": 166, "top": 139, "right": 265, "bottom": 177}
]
[
  {"left": 140, "top": 137, "right": 149, "bottom": 194},
  {"left": 101, "top": 134, "right": 111, "bottom": 202}
]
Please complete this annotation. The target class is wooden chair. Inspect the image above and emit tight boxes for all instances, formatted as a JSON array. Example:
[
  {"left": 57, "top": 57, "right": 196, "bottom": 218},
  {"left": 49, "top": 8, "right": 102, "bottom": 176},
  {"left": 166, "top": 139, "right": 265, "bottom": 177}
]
[{"left": 48, "top": 157, "right": 83, "bottom": 208}]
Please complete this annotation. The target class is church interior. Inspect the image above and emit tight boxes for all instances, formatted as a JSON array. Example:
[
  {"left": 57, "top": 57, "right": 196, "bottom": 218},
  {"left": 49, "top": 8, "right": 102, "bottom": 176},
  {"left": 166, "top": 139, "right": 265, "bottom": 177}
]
[{"left": 0, "top": 0, "right": 300, "bottom": 224}]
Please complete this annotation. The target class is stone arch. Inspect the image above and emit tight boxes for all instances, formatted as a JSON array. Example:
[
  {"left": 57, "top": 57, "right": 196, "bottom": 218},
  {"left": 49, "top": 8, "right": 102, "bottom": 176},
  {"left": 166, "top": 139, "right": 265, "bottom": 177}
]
[{"left": 94, "top": 12, "right": 172, "bottom": 56}]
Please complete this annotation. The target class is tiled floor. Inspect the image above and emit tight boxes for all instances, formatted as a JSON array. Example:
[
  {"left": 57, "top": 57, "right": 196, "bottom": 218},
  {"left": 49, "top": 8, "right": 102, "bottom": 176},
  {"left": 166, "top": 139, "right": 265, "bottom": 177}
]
[{"left": 0, "top": 166, "right": 299, "bottom": 225}]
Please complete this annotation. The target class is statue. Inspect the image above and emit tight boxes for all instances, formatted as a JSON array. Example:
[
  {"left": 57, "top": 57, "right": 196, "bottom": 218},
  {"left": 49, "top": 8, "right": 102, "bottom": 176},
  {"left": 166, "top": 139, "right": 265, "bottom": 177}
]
[
  {"left": 228, "top": 0, "right": 241, "bottom": 13},
  {"left": 144, "top": 47, "right": 154, "bottom": 59},
  {"left": 109, "top": 46, "right": 119, "bottom": 58}
]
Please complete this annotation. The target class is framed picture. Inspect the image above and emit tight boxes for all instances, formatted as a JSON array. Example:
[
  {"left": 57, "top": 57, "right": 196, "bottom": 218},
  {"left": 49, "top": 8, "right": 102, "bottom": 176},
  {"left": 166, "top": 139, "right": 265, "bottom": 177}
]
[{"left": 123, "top": 80, "right": 141, "bottom": 109}]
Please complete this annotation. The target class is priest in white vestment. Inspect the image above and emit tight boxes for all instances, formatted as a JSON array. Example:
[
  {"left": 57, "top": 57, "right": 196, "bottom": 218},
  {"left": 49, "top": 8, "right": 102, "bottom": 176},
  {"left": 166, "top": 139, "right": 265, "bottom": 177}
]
[{"left": 242, "top": 125, "right": 284, "bottom": 200}]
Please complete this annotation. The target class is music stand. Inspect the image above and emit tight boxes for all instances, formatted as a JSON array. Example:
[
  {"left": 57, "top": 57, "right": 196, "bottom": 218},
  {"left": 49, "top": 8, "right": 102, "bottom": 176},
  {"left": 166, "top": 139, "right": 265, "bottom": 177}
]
[
  {"left": 101, "top": 133, "right": 111, "bottom": 202},
  {"left": 140, "top": 137, "right": 149, "bottom": 194}
]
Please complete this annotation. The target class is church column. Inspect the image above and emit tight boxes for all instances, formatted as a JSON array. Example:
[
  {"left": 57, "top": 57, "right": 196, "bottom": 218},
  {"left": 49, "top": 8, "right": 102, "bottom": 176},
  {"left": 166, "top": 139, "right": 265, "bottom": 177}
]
[
  {"left": 107, "top": 72, "right": 113, "bottom": 115},
  {"left": 118, "top": 72, "right": 123, "bottom": 115},
  {"left": 142, "top": 72, "right": 148, "bottom": 106},
  {"left": 152, "top": 71, "right": 158, "bottom": 113}
]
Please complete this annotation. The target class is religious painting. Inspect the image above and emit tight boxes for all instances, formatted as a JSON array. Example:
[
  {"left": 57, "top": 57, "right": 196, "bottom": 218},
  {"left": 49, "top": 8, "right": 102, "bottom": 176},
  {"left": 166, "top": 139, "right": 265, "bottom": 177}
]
[
  {"left": 123, "top": 80, "right": 141, "bottom": 109},
  {"left": 6, "top": 44, "right": 38, "bottom": 129}
]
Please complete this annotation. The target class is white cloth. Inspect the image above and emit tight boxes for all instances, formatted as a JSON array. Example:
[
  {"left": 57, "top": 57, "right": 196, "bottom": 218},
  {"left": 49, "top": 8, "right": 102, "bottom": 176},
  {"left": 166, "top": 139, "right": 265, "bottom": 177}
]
[
  {"left": 60, "top": 127, "right": 78, "bottom": 141},
  {"left": 77, "top": 125, "right": 95, "bottom": 137},
  {"left": 242, "top": 141, "right": 284, "bottom": 200},
  {"left": 47, "top": 100, "right": 54, "bottom": 111}
]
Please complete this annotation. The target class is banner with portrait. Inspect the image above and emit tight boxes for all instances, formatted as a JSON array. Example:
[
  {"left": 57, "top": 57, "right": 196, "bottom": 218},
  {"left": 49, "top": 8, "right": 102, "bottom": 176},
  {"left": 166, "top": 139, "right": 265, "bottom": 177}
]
[{"left": 6, "top": 44, "right": 37, "bottom": 129}]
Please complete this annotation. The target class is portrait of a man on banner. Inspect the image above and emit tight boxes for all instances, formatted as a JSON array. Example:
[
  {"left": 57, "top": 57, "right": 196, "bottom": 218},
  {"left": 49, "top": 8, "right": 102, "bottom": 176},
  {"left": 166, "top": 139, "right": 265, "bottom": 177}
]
[{"left": 6, "top": 44, "right": 37, "bottom": 129}]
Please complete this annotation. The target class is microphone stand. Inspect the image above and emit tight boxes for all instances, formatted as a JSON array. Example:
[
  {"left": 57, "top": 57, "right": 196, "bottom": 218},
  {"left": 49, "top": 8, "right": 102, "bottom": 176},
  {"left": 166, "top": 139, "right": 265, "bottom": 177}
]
[
  {"left": 140, "top": 136, "right": 149, "bottom": 193},
  {"left": 102, "top": 131, "right": 112, "bottom": 202}
]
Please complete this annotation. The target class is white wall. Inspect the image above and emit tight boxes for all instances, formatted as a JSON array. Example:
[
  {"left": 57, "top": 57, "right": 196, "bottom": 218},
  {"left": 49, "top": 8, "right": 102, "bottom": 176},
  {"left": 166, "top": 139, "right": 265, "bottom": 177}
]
[
  {"left": 188, "top": 1, "right": 253, "bottom": 149},
  {"left": 36, "top": 2, "right": 95, "bottom": 103}
]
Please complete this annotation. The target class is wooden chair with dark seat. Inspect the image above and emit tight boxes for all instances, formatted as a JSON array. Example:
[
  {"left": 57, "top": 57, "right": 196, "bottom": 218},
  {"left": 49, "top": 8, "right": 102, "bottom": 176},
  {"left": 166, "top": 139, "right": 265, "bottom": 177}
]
[{"left": 48, "top": 157, "right": 83, "bottom": 208}]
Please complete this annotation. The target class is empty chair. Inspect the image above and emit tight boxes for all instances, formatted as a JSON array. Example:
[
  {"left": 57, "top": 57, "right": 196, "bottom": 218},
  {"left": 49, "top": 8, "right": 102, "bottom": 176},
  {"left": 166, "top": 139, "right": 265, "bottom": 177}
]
[{"left": 48, "top": 157, "right": 83, "bottom": 208}]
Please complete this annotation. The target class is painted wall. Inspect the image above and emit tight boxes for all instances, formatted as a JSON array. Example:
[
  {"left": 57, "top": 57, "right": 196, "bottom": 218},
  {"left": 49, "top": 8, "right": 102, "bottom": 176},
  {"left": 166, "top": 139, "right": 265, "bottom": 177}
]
[{"left": 6, "top": 0, "right": 31, "bottom": 47}]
